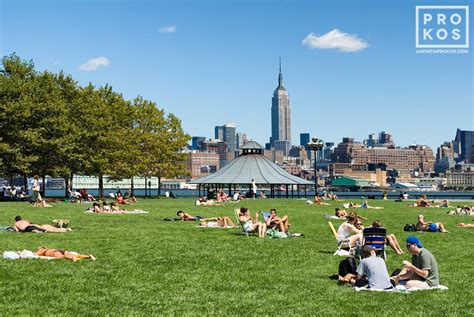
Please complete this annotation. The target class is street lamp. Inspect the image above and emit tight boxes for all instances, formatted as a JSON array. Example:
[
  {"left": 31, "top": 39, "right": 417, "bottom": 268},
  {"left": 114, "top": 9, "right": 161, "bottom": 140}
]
[{"left": 307, "top": 137, "right": 324, "bottom": 195}]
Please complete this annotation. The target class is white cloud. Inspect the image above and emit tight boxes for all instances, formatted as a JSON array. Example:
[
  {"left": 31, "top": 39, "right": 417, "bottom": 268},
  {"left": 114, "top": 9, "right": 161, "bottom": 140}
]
[
  {"left": 79, "top": 57, "right": 110, "bottom": 71},
  {"left": 302, "top": 29, "right": 369, "bottom": 52},
  {"left": 159, "top": 25, "right": 176, "bottom": 33}
]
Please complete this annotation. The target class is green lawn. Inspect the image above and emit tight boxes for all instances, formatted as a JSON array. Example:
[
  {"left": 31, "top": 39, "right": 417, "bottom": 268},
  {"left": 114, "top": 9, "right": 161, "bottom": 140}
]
[{"left": 0, "top": 198, "right": 473, "bottom": 315}]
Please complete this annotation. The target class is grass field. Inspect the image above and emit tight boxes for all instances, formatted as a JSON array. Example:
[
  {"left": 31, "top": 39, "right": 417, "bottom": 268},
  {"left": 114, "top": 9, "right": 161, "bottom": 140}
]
[{"left": 0, "top": 198, "right": 473, "bottom": 315}]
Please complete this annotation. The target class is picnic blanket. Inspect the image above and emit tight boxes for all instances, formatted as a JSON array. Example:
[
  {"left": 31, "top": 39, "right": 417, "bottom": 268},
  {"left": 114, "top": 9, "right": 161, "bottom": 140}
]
[
  {"left": 3, "top": 250, "right": 58, "bottom": 260},
  {"left": 355, "top": 284, "right": 449, "bottom": 293}
]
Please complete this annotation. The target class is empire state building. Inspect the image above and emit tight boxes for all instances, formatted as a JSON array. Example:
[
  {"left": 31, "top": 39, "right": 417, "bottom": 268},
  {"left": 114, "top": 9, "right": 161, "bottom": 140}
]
[{"left": 270, "top": 59, "right": 291, "bottom": 155}]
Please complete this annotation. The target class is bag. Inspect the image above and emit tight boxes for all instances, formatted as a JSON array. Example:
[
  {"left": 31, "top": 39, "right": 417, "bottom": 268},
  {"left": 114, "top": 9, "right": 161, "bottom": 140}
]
[
  {"left": 33, "top": 185, "right": 40, "bottom": 192},
  {"left": 404, "top": 224, "right": 417, "bottom": 232},
  {"left": 338, "top": 257, "right": 357, "bottom": 277}
]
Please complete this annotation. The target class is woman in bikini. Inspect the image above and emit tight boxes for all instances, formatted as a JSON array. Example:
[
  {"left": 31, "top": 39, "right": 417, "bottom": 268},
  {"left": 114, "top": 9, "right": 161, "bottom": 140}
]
[{"left": 36, "top": 247, "right": 96, "bottom": 261}]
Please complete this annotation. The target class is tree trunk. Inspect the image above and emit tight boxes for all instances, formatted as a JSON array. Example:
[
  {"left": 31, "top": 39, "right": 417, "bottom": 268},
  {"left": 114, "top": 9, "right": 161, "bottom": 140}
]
[
  {"left": 157, "top": 176, "right": 161, "bottom": 197},
  {"left": 70, "top": 172, "right": 74, "bottom": 192},
  {"left": 144, "top": 176, "right": 147, "bottom": 198},
  {"left": 41, "top": 175, "right": 46, "bottom": 197},
  {"left": 64, "top": 175, "right": 69, "bottom": 198},
  {"left": 23, "top": 174, "right": 28, "bottom": 195},
  {"left": 98, "top": 174, "right": 104, "bottom": 199},
  {"left": 131, "top": 177, "right": 135, "bottom": 196}
]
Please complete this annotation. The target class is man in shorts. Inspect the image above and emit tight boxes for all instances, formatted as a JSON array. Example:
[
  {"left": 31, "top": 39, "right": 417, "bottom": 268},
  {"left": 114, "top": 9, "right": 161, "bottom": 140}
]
[
  {"left": 13, "top": 216, "right": 71, "bottom": 233},
  {"left": 392, "top": 236, "right": 439, "bottom": 289}
]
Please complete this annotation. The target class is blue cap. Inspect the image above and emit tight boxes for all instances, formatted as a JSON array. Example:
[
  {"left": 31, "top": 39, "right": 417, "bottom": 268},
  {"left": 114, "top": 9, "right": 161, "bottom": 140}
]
[{"left": 406, "top": 236, "right": 423, "bottom": 248}]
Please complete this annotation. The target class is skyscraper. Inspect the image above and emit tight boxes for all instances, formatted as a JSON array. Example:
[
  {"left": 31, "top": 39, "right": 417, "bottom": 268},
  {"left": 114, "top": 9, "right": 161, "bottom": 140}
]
[
  {"left": 214, "top": 123, "right": 237, "bottom": 152},
  {"left": 270, "top": 58, "right": 291, "bottom": 155}
]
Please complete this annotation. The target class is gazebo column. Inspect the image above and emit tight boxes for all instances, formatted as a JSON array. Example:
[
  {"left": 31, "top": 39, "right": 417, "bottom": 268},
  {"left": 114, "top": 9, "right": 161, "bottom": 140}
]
[
  {"left": 198, "top": 184, "right": 201, "bottom": 198},
  {"left": 286, "top": 185, "right": 289, "bottom": 198},
  {"left": 228, "top": 184, "right": 231, "bottom": 197},
  {"left": 297, "top": 185, "right": 300, "bottom": 198},
  {"left": 291, "top": 185, "right": 294, "bottom": 199}
]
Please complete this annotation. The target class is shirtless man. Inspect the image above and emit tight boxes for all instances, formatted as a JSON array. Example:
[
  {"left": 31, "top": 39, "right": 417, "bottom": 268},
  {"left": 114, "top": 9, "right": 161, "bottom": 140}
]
[
  {"left": 13, "top": 216, "right": 71, "bottom": 233},
  {"left": 265, "top": 209, "right": 290, "bottom": 232},
  {"left": 177, "top": 210, "right": 200, "bottom": 221}
]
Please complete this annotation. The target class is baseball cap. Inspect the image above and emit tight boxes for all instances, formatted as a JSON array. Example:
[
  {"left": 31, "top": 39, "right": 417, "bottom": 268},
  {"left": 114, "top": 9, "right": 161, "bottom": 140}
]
[{"left": 406, "top": 236, "right": 423, "bottom": 248}]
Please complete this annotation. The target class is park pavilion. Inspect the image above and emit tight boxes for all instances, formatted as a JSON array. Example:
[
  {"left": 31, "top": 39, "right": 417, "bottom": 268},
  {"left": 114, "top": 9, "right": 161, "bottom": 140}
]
[{"left": 189, "top": 140, "right": 313, "bottom": 198}]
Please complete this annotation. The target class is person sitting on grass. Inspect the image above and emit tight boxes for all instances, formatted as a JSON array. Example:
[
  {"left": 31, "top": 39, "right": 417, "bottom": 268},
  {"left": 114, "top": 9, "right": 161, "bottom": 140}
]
[
  {"left": 335, "top": 208, "right": 348, "bottom": 219},
  {"left": 116, "top": 191, "right": 129, "bottom": 205},
  {"left": 238, "top": 207, "right": 266, "bottom": 238},
  {"left": 36, "top": 247, "right": 96, "bottom": 261},
  {"left": 177, "top": 210, "right": 202, "bottom": 221},
  {"left": 336, "top": 214, "right": 363, "bottom": 247},
  {"left": 264, "top": 209, "right": 290, "bottom": 233},
  {"left": 416, "top": 214, "right": 448, "bottom": 233},
  {"left": 339, "top": 245, "right": 393, "bottom": 289},
  {"left": 457, "top": 223, "right": 474, "bottom": 228},
  {"left": 313, "top": 193, "right": 331, "bottom": 205},
  {"left": 392, "top": 236, "right": 439, "bottom": 289},
  {"left": 198, "top": 216, "right": 235, "bottom": 228},
  {"left": 371, "top": 220, "right": 404, "bottom": 255},
  {"left": 411, "top": 194, "right": 430, "bottom": 207},
  {"left": 13, "top": 216, "right": 71, "bottom": 233}
]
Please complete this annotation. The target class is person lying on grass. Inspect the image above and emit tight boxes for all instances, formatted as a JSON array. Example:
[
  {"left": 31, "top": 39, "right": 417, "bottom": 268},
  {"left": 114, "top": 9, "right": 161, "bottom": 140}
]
[
  {"left": 339, "top": 245, "right": 393, "bottom": 290},
  {"left": 198, "top": 216, "right": 235, "bottom": 228},
  {"left": 89, "top": 202, "right": 126, "bottom": 214},
  {"left": 238, "top": 207, "right": 266, "bottom": 238},
  {"left": 371, "top": 220, "right": 404, "bottom": 255},
  {"left": 457, "top": 223, "right": 474, "bottom": 228},
  {"left": 177, "top": 210, "right": 202, "bottom": 221},
  {"left": 264, "top": 209, "right": 290, "bottom": 233},
  {"left": 36, "top": 247, "right": 96, "bottom": 261},
  {"left": 13, "top": 216, "right": 71, "bottom": 233},
  {"left": 416, "top": 215, "right": 448, "bottom": 233},
  {"left": 348, "top": 199, "right": 384, "bottom": 209}
]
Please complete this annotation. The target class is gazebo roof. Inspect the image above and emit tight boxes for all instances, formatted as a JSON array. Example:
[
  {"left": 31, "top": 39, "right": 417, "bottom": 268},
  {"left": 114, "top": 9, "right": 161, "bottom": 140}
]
[{"left": 189, "top": 141, "right": 312, "bottom": 185}]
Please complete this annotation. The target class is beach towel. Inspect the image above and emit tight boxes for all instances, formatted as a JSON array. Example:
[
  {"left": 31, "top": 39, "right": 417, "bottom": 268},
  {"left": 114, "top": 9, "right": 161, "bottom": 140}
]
[
  {"left": 355, "top": 285, "right": 449, "bottom": 293},
  {"left": 3, "top": 250, "right": 58, "bottom": 260},
  {"left": 0, "top": 227, "right": 15, "bottom": 231}
]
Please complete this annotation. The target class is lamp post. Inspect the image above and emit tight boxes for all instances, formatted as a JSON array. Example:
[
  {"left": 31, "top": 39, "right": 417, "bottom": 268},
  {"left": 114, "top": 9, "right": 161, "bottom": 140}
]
[{"left": 307, "top": 137, "right": 324, "bottom": 195}]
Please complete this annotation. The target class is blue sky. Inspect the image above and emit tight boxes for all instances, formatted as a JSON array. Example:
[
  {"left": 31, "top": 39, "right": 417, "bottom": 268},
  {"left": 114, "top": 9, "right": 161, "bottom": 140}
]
[{"left": 1, "top": 0, "right": 472, "bottom": 150}]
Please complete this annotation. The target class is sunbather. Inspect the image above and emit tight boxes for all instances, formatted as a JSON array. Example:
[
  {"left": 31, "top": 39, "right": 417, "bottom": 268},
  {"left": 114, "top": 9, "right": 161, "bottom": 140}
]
[
  {"left": 13, "top": 216, "right": 71, "bottom": 233},
  {"left": 335, "top": 208, "right": 348, "bottom": 219},
  {"left": 457, "top": 223, "right": 474, "bottom": 228},
  {"left": 264, "top": 209, "right": 290, "bottom": 232},
  {"left": 336, "top": 214, "right": 363, "bottom": 247},
  {"left": 36, "top": 247, "right": 96, "bottom": 261},
  {"left": 371, "top": 220, "right": 404, "bottom": 255},
  {"left": 416, "top": 215, "right": 448, "bottom": 233},
  {"left": 238, "top": 207, "right": 266, "bottom": 238},
  {"left": 411, "top": 194, "right": 430, "bottom": 207},
  {"left": 177, "top": 210, "right": 201, "bottom": 221},
  {"left": 198, "top": 217, "right": 235, "bottom": 228}
]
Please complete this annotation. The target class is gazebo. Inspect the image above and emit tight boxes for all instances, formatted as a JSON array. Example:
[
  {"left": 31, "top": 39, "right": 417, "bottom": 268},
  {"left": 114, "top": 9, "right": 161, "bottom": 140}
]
[{"left": 189, "top": 140, "right": 313, "bottom": 198}]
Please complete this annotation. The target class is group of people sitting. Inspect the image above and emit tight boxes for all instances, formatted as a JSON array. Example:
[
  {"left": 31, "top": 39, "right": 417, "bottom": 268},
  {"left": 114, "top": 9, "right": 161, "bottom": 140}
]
[
  {"left": 237, "top": 207, "right": 290, "bottom": 238},
  {"left": 339, "top": 235, "right": 440, "bottom": 290},
  {"left": 447, "top": 205, "right": 473, "bottom": 216},
  {"left": 1, "top": 186, "right": 28, "bottom": 201},
  {"left": 89, "top": 202, "right": 128, "bottom": 213}
]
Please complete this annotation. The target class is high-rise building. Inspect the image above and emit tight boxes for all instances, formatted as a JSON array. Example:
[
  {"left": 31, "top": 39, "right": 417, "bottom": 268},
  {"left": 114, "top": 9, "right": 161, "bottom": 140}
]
[
  {"left": 214, "top": 123, "right": 237, "bottom": 152},
  {"left": 454, "top": 128, "right": 474, "bottom": 163},
  {"left": 270, "top": 58, "right": 291, "bottom": 155},
  {"left": 300, "top": 133, "right": 310, "bottom": 147},
  {"left": 191, "top": 136, "right": 205, "bottom": 150}
]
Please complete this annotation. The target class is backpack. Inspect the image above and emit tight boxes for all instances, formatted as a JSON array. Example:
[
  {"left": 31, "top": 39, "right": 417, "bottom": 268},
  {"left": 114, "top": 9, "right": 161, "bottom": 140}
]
[
  {"left": 338, "top": 257, "right": 357, "bottom": 277},
  {"left": 404, "top": 224, "right": 417, "bottom": 232}
]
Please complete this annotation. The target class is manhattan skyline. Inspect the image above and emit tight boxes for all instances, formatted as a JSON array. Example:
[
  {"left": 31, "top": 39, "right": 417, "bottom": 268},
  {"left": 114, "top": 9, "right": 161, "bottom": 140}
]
[{"left": 1, "top": 0, "right": 472, "bottom": 150}]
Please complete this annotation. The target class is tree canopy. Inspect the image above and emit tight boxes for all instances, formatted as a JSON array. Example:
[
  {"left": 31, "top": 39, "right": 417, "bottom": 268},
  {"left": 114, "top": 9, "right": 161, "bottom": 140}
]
[{"left": 0, "top": 53, "right": 190, "bottom": 196}]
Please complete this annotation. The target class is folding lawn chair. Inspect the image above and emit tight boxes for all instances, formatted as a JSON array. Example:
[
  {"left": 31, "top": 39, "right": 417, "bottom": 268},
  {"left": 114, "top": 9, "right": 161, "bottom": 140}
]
[
  {"left": 362, "top": 227, "right": 387, "bottom": 260},
  {"left": 234, "top": 209, "right": 256, "bottom": 236},
  {"left": 328, "top": 221, "right": 355, "bottom": 255}
]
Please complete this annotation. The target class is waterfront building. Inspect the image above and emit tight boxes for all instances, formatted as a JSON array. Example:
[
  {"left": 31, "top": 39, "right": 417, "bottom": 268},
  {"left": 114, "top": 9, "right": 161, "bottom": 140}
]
[
  {"left": 270, "top": 59, "right": 291, "bottom": 155},
  {"left": 446, "top": 170, "right": 474, "bottom": 189},
  {"left": 187, "top": 151, "right": 220, "bottom": 179}
]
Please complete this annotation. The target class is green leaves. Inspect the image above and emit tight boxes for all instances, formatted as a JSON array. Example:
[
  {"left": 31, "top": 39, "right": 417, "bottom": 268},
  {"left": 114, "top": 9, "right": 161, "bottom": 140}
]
[{"left": 0, "top": 54, "right": 190, "bottom": 193}]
